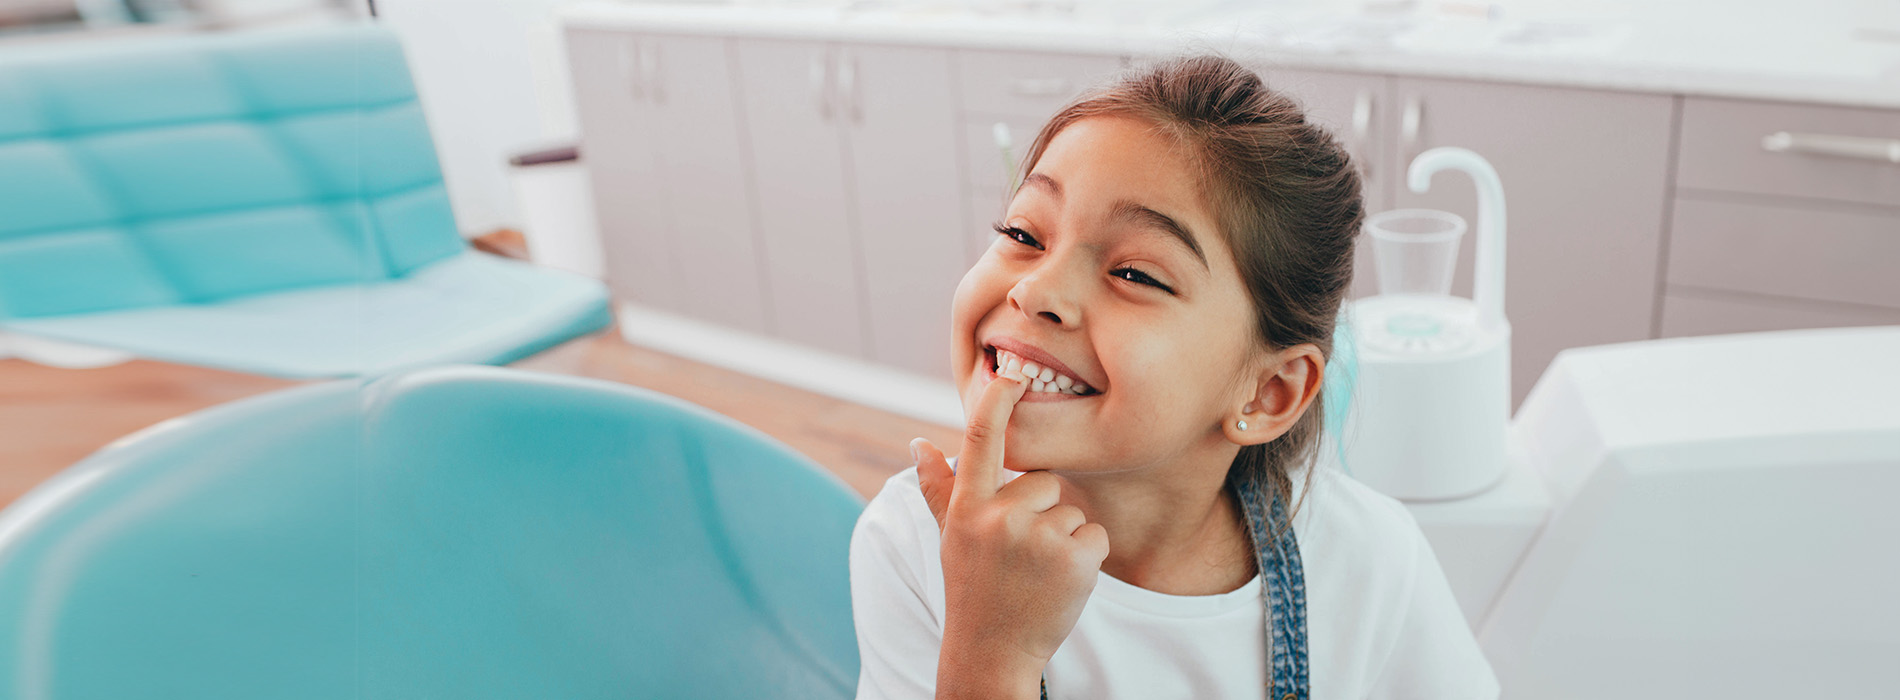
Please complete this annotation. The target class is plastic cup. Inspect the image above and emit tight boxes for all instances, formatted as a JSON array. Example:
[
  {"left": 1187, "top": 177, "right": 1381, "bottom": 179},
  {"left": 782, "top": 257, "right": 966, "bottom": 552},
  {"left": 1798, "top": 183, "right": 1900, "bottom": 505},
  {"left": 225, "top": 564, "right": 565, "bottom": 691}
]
[{"left": 1366, "top": 208, "right": 1467, "bottom": 297}]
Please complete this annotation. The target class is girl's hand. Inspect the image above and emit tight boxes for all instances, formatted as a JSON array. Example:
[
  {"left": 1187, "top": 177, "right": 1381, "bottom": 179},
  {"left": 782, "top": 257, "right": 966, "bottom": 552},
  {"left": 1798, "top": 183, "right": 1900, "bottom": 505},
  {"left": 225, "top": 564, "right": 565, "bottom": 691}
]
[{"left": 913, "top": 373, "right": 1111, "bottom": 699}]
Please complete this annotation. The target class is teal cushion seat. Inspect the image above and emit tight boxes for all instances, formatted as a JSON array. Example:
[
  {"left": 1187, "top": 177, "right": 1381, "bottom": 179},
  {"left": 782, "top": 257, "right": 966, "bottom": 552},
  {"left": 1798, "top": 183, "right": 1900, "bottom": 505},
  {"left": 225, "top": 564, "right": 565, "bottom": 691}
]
[
  {"left": 0, "top": 24, "right": 610, "bottom": 376},
  {"left": 0, "top": 366, "right": 865, "bottom": 699},
  {"left": 5, "top": 251, "right": 614, "bottom": 378}
]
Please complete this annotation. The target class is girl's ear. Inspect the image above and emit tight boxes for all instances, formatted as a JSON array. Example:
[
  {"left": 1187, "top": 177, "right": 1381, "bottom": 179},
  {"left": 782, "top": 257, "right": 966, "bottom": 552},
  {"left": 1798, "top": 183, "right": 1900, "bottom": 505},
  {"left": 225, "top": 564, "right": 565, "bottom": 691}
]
[{"left": 1224, "top": 343, "right": 1325, "bottom": 446}]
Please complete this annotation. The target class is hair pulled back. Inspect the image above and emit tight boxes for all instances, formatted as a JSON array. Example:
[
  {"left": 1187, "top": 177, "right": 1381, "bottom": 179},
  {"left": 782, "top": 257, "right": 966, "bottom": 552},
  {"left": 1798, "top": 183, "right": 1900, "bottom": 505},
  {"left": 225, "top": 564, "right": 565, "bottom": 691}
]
[{"left": 1016, "top": 55, "right": 1364, "bottom": 509}]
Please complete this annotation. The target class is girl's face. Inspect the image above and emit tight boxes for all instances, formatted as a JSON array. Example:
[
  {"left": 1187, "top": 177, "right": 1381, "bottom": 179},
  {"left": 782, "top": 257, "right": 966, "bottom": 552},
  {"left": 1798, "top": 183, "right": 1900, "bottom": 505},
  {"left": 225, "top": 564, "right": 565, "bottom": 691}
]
[{"left": 951, "top": 115, "right": 1267, "bottom": 473}]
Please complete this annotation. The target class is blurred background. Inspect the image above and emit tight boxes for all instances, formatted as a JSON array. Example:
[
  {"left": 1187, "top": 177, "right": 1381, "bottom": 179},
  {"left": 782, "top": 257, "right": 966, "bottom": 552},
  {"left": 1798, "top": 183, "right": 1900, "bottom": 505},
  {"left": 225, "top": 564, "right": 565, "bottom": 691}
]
[{"left": 0, "top": 1, "right": 1895, "bottom": 698}]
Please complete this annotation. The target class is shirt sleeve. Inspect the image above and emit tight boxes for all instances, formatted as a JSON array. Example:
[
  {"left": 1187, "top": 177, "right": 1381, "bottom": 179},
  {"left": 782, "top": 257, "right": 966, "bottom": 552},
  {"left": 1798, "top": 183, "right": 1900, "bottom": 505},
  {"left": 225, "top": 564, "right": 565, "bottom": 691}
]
[
  {"left": 1363, "top": 520, "right": 1502, "bottom": 700},
  {"left": 850, "top": 470, "right": 944, "bottom": 700}
]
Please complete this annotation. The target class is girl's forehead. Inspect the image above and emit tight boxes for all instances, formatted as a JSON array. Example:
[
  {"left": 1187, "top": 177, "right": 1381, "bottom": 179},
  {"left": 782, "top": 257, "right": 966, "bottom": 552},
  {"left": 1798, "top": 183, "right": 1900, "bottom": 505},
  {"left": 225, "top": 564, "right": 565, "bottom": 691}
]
[{"left": 1039, "top": 117, "right": 1202, "bottom": 195}]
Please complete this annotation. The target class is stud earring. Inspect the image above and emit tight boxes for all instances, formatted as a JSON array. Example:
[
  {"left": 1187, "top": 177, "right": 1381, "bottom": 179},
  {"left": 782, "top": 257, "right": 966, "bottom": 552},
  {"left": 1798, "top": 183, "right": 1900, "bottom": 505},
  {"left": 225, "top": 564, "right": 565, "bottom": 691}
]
[{"left": 1237, "top": 420, "right": 1249, "bottom": 431}]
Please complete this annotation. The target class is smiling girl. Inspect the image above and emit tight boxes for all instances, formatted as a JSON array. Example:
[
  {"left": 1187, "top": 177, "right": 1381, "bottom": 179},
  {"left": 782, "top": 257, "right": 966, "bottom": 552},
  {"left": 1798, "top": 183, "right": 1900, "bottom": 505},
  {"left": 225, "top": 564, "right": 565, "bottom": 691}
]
[{"left": 848, "top": 56, "right": 1497, "bottom": 699}]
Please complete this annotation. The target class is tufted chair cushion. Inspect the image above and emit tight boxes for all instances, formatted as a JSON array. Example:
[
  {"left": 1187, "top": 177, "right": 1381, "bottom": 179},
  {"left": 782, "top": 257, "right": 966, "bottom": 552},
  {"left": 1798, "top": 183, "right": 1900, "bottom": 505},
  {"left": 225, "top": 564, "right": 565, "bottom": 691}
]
[
  {"left": 0, "top": 25, "right": 611, "bottom": 377},
  {"left": 0, "top": 24, "right": 463, "bottom": 320}
]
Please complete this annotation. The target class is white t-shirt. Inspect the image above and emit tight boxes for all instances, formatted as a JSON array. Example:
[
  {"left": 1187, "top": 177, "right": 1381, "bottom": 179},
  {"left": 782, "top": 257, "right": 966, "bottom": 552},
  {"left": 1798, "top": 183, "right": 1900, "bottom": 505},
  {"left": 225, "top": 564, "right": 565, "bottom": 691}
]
[{"left": 848, "top": 464, "right": 1500, "bottom": 700}]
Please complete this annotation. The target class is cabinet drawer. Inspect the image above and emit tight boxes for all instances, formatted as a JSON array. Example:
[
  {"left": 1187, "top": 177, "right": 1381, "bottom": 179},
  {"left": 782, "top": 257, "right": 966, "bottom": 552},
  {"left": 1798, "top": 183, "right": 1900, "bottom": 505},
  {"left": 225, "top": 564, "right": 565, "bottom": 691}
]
[
  {"left": 1667, "top": 197, "right": 1900, "bottom": 309},
  {"left": 954, "top": 49, "right": 1123, "bottom": 120},
  {"left": 1659, "top": 289, "right": 1900, "bottom": 339},
  {"left": 1677, "top": 97, "right": 1900, "bottom": 207}
]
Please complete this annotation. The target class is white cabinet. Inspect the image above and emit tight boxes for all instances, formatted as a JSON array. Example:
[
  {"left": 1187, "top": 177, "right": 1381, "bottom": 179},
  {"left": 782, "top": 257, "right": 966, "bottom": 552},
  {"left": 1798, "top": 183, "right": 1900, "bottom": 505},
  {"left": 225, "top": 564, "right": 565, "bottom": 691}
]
[
  {"left": 734, "top": 39, "right": 865, "bottom": 359},
  {"left": 845, "top": 45, "right": 966, "bottom": 377},
  {"left": 1661, "top": 96, "right": 1900, "bottom": 339},
  {"left": 733, "top": 40, "right": 967, "bottom": 377},
  {"left": 567, "top": 30, "right": 770, "bottom": 334},
  {"left": 566, "top": 28, "right": 680, "bottom": 314},
  {"left": 576, "top": 27, "right": 967, "bottom": 377}
]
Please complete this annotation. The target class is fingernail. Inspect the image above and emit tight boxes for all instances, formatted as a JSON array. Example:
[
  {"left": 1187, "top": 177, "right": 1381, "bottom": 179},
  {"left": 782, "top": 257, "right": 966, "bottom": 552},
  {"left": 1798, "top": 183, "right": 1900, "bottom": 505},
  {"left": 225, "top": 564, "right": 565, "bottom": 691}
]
[{"left": 909, "top": 438, "right": 923, "bottom": 463}]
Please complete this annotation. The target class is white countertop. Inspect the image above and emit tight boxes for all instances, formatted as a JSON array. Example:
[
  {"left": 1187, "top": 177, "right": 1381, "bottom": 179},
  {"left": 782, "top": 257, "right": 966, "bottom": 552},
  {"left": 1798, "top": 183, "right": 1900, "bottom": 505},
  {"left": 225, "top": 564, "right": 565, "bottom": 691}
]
[{"left": 562, "top": 0, "right": 1900, "bottom": 111}]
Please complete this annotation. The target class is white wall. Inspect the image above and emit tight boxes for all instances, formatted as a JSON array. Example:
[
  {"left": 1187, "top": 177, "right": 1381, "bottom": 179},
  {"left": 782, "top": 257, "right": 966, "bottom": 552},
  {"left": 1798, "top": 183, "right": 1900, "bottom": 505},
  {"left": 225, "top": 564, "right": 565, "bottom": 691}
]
[{"left": 373, "top": 0, "right": 582, "bottom": 236}]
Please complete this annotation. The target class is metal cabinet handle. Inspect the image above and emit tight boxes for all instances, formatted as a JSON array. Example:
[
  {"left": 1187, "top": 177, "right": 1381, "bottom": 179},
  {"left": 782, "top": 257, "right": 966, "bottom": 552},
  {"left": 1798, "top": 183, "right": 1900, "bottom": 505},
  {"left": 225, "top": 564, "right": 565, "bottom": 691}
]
[
  {"left": 810, "top": 49, "right": 832, "bottom": 120},
  {"left": 641, "top": 42, "right": 663, "bottom": 105},
  {"left": 1400, "top": 95, "right": 1423, "bottom": 162},
  {"left": 1008, "top": 77, "right": 1069, "bottom": 98},
  {"left": 1761, "top": 131, "right": 1900, "bottom": 164},
  {"left": 837, "top": 48, "right": 860, "bottom": 123},
  {"left": 621, "top": 39, "right": 644, "bottom": 100},
  {"left": 1352, "top": 89, "right": 1375, "bottom": 184}
]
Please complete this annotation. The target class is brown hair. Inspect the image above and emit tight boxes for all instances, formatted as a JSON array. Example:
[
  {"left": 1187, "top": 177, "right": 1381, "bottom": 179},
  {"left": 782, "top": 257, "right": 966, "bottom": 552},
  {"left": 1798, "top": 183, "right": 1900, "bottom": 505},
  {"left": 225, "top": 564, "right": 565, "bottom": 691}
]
[{"left": 1015, "top": 55, "right": 1363, "bottom": 512}]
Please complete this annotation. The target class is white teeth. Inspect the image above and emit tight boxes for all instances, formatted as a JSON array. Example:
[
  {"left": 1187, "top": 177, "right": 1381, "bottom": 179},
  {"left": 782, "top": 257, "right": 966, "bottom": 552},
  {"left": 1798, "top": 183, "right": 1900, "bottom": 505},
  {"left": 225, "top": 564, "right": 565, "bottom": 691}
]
[{"left": 990, "top": 347, "right": 1092, "bottom": 395}]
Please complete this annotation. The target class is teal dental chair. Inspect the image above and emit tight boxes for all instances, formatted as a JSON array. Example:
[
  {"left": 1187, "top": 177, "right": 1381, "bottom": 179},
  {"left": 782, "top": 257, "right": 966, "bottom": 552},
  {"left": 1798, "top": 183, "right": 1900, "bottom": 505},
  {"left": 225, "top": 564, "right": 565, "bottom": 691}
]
[
  {"left": 0, "top": 366, "right": 865, "bottom": 699},
  {"left": 0, "top": 24, "right": 610, "bottom": 377}
]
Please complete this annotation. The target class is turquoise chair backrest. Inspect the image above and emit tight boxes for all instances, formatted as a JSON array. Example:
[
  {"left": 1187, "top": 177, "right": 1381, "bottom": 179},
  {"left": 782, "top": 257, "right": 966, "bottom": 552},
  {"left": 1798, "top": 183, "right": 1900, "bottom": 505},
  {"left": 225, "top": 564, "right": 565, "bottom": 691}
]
[
  {"left": 0, "top": 367, "right": 865, "bottom": 699},
  {"left": 0, "top": 24, "right": 464, "bottom": 321}
]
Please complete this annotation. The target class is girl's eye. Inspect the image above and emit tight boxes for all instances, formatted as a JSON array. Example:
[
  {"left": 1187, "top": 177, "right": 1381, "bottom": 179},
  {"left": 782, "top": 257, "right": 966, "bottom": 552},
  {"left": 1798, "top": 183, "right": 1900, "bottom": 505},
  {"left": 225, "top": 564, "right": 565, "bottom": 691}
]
[
  {"left": 992, "top": 222, "right": 1043, "bottom": 250},
  {"left": 1113, "top": 267, "right": 1176, "bottom": 294}
]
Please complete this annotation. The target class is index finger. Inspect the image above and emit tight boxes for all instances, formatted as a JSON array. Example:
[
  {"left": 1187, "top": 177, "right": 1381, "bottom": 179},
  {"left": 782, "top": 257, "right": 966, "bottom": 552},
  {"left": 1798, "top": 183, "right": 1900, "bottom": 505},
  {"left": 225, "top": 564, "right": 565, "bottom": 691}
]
[{"left": 954, "top": 372, "right": 1030, "bottom": 499}]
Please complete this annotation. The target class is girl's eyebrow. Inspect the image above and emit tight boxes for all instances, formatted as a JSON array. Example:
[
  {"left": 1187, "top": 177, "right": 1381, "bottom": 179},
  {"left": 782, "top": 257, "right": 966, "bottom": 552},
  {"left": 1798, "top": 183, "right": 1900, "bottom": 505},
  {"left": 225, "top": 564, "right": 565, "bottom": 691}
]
[
  {"left": 1110, "top": 200, "right": 1208, "bottom": 270},
  {"left": 1022, "top": 172, "right": 1064, "bottom": 200},
  {"left": 1023, "top": 171, "right": 1208, "bottom": 271}
]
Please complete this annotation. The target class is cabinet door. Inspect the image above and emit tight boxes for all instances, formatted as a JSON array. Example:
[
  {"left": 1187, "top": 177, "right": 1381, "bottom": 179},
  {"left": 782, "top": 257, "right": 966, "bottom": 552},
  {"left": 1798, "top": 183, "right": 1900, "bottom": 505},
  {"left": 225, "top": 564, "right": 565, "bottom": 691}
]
[
  {"left": 643, "top": 34, "right": 771, "bottom": 334},
  {"left": 565, "top": 28, "right": 681, "bottom": 313},
  {"left": 842, "top": 45, "right": 965, "bottom": 379},
  {"left": 735, "top": 39, "right": 867, "bottom": 358},
  {"left": 1255, "top": 66, "right": 1394, "bottom": 301},
  {"left": 1386, "top": 78, "right": 1676, "bottom": 410}
]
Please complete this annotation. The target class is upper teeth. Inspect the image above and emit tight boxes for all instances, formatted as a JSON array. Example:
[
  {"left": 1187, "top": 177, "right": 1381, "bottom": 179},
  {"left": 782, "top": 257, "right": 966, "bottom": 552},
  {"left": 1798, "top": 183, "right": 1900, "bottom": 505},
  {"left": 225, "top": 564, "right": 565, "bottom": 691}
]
[{"left": 995, "top": 349, "right": 1093, "bottom": 395}]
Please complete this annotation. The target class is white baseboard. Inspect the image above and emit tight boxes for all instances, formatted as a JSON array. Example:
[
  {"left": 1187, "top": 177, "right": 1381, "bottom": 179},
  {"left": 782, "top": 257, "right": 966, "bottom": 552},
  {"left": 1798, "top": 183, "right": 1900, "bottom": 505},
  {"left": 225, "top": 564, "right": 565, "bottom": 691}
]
[{"left": 615, "top": 304, "right": 965, "bottom": 428}]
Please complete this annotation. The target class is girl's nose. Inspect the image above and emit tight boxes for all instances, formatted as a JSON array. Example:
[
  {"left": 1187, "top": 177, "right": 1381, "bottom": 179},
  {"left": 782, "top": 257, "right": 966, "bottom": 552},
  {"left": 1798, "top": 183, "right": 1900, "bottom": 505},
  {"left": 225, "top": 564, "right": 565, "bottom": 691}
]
[{"left": 1006, "top": 261, "right": 1083, "bottom": 328}]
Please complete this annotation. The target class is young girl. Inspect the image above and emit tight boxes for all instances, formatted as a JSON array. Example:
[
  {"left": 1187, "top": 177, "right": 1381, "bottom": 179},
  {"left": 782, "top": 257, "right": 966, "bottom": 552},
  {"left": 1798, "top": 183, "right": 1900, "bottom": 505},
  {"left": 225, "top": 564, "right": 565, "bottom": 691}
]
[{"left": 849, "top": 56, "right": 1497, "bottom": 699}]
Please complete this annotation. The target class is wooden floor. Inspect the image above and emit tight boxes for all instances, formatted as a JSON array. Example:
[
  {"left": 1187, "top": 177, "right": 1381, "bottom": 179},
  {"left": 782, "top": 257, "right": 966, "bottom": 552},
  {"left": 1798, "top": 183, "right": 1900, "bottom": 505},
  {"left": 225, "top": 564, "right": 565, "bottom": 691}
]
[{"left": 0, "top": 330, "right": 964, "bottom": 510}]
